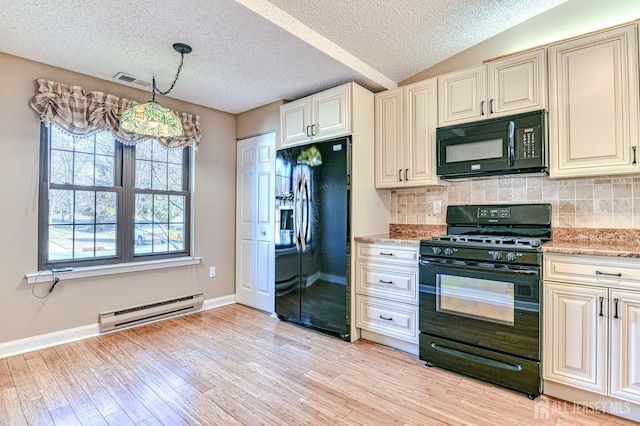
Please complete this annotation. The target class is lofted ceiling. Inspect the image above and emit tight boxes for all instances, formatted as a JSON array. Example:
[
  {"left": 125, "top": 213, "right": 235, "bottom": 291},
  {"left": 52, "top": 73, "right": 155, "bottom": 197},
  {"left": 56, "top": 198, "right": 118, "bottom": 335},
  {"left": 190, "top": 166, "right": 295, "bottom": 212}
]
[{"left": 0, "top": 0, "right": 569, "bottom": 114}]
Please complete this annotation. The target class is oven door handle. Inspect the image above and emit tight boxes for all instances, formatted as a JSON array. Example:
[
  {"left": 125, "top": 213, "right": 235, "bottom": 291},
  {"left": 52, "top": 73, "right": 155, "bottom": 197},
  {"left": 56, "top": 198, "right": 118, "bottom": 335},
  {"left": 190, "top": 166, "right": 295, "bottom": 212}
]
[
  {"left": 419, "top": 257, "right": 539, "bottom": 275},
  {"left": 430, "top": 343, "right": 523, "bottom": 372}
]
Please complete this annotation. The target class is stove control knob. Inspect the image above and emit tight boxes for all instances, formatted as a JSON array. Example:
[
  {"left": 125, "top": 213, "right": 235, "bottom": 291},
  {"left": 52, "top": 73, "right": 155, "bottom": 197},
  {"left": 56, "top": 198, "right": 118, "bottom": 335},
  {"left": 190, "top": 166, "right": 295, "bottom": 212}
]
[
  {"left": 444, "top": 248, "right": 455, "bottom": 256},
  {"left": 432, "top": 247, "right": 442, "bottom": 255},
  {"left": 506, "top": 252, "right": 517, "bottom": 262},
  {"left": 490, "top": 250, "right": 503, "bottom": 261}
]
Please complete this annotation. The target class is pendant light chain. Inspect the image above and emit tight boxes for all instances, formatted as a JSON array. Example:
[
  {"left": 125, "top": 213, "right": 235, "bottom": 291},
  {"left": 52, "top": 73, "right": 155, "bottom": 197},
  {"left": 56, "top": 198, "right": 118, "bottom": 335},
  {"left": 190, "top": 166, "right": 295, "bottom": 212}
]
[{"left": 153, "top": 52, "right": 186, "bottom": 99}]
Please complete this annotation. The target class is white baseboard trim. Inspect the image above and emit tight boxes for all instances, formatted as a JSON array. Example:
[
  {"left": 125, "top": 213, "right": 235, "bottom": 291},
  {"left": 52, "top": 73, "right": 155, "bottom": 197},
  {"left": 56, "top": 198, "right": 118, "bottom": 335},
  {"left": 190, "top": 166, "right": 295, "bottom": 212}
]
[
  {"left": 202, "top": 294, "right": 236, "bottom": 311},
  {"left": 0, "top": 294, "right": 237, "bottom": 359}
]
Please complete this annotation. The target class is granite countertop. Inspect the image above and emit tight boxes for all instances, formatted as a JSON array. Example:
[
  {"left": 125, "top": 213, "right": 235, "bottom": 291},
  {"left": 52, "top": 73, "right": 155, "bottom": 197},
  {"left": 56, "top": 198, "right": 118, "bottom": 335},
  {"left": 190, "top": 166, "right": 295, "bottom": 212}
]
[
  {"left": 357, "top": 225, "right": 640, "bottom": 258},
  {"left": 543, "top": 228, "right": 640, "bottom": 258},
  {"left": 354, "top": 224, "right": 446, "bottom": 245}
]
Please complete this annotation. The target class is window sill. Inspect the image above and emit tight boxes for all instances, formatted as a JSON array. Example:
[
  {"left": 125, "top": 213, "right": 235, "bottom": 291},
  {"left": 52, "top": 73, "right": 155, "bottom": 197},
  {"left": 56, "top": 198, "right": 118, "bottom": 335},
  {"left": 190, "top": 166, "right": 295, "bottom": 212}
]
[{"left": 26, "top": 256, "right": 202, "bottom": 284}]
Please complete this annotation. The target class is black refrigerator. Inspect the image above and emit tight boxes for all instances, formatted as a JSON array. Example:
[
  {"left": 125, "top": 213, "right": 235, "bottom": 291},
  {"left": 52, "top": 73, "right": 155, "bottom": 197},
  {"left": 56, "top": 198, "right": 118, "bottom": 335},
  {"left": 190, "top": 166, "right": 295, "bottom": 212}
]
[{"left": 274, "top": 137, "right": 350, "bottom": 340}]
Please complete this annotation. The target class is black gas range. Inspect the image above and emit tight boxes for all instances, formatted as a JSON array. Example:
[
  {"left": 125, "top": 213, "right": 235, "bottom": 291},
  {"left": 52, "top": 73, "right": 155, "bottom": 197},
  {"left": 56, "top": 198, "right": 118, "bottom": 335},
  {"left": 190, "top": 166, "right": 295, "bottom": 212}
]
[{"left": 418, "top": 203, "right": 551, "bottom": 398}]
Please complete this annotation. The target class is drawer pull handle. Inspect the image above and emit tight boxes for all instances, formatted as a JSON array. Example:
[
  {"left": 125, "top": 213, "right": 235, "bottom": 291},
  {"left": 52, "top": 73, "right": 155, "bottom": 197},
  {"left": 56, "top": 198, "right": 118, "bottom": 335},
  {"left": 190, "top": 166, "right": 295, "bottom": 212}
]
[
  {"left": 596, "top": 270, "right": 622, "bottom": 277},
  {"left": 379, "top": 252, "right": 394, "bottom": 256},
  {"left": 379, "top": 279, "right": 393, "bottom": 285},
  {"left": 599, "top": 297, "right": 604, "bottom": 317},
  {"left": 379, "top": 315, "right": 393, "bottom": 321},
  {"left": 614, "top": 298, "right": 620, "bottom": 319}
]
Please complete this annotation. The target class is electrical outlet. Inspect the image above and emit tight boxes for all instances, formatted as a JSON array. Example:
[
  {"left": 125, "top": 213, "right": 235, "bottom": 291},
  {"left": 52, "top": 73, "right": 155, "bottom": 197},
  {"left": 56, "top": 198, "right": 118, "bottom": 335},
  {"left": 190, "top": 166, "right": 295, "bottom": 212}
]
[
  {"left": 433, "top": 200, "right": 442, "bottom": 214},
  {"left": 209, "top": 266, "right": 216, "bottom": 278}
]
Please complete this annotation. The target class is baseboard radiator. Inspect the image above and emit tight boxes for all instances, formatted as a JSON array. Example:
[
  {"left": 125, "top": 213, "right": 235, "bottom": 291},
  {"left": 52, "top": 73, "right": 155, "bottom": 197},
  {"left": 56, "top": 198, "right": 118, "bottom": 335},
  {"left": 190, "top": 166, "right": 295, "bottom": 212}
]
[{"left": 99, "top": 293, "right": 204, "bottom": 333}]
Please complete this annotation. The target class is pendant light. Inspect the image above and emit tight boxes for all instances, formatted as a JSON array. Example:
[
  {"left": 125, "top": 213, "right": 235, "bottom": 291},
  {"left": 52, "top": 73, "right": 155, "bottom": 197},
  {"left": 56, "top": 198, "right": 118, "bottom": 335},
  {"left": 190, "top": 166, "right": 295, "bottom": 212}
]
[{"left": 120, "top": 43, "right": 192, "bottom": 138}]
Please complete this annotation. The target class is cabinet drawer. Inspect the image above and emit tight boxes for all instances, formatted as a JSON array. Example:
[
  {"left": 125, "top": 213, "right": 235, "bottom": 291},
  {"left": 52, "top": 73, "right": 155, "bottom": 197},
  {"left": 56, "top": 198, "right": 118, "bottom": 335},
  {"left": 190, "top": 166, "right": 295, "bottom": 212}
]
[
  {"left": 544, "top": 253, "right": 640, "bottom": 289},
  {"left": 355, "top": 295, "right": 418, "bottom": 343},
  {"left": 356, "top": 242, "right": 418, "bottom": 265},
  {"left": 355, "top": 263, "right": 417, "bottom": 304}
]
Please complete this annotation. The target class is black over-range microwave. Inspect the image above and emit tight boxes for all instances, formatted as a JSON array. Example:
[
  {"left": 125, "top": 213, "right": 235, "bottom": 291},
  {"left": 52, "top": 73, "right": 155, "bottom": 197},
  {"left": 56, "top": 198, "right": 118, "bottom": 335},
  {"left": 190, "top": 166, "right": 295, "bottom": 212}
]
[{"left": 436, "top": 109, "right": 547, "bottom": 179}]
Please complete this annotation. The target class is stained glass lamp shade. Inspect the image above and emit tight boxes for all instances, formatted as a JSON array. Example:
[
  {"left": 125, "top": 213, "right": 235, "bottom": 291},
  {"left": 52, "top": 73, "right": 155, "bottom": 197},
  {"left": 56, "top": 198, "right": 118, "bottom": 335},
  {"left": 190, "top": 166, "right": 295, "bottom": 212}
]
[
  {"left": 120, "top": 43, "right": 191, "bottom": 139},
  {"left": 120, "top": 101, "right": 183, "bottom": 137}
]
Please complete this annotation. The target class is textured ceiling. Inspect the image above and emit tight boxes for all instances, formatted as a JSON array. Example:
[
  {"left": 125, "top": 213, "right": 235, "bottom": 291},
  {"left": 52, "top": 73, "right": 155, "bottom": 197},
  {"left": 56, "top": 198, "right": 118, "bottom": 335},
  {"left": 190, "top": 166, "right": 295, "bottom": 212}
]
[{"left": 0, "top": 0, "right": 568, "bottom": 114}]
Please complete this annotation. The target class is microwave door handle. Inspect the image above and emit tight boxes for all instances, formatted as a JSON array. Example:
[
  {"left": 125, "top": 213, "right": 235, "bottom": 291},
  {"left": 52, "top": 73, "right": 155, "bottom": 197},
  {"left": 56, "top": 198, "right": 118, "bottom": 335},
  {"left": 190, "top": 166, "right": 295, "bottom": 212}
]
[{"left": 508, "top": 120, "right": 515, "bottom": 167}]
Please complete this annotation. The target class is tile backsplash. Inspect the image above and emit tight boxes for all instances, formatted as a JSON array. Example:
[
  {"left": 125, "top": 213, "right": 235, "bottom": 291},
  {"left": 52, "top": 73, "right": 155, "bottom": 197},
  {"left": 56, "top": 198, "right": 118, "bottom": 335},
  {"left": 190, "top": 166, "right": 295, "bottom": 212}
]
[{"left": 391, "top": 175, "right": 640, "bottom": 228}]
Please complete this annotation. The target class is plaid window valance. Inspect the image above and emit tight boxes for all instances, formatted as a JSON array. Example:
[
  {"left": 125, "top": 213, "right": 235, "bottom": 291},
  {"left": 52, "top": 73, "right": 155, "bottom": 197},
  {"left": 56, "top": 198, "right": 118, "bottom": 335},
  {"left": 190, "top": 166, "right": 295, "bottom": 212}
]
[{"left": 29, "top": 78, "right": 201, "bottom": 149}]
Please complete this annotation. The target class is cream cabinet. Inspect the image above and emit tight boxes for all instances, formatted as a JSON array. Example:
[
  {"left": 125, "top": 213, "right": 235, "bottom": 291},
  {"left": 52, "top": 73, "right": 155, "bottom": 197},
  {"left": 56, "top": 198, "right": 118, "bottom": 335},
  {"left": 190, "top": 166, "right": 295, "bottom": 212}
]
[
  {"left": 438, "top": 48, "right": 546, "bottom": 126},
  {"left": 355, "top": 241, "right": 419, "bottom": 354},
  {"left": 543, "top": 253, "right": 640, "bottom": 412},
  {"left": 374, "top": 79, "right": 445, "bottom": 188},
  {"left": 543, "top": 281, "right": 607, "bottom": 394},
  {"left": 548, "top": 24, "right": 640, "bottom": 178},
  {"left": 279, "top": 83, "right": 351, "bottom": 149}
]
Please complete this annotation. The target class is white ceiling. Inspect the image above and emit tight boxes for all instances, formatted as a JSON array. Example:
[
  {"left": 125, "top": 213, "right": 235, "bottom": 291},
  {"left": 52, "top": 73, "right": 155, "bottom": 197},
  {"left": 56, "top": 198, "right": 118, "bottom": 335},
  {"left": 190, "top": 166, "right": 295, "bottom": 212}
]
[{"left": 0, "top": 0, "right": 568, "bottom": 114}]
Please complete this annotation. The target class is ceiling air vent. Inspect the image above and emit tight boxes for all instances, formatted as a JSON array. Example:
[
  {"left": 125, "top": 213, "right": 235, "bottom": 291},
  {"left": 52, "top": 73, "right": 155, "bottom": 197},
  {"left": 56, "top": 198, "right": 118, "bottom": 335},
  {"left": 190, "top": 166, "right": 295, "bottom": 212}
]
[{"left": 113, "top": 72, "right": 151, "bottom": 87}]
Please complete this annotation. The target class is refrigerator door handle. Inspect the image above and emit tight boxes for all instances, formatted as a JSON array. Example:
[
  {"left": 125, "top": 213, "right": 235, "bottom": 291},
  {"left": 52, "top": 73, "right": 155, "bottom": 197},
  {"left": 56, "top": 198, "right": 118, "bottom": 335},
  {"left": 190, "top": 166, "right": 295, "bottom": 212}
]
[
  {"left": 300, "top": 173, "right": 309, "bottom": 252},
  {"left": 293, "top": 174, "right": 301, "bottom": 251}
]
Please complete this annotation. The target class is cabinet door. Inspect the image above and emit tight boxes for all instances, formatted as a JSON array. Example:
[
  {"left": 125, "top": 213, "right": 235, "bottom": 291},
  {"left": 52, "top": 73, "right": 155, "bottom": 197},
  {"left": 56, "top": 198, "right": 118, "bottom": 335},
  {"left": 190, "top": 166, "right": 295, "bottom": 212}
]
[
  {"left": 437, "top": 65, "right": 486, "bottom": 126},
  {"left": 548, "top": 24, "right": 639, "bottom": 178},
  {"left": 374, "top": 88, "right": 404, "bottom": 188},
  {"left": 404, "top": 79, "right": 442, "bottom": 187},
  {"left": 610, "top": 289, "right": 640, "bottom": 404},
  {"left": 543, "top": 282, "right": 607, "bottom": 394},
  {"left": 312, "top": 84, "right": 350, "bottom": 142},
  {"left": 280, "top": 97, "right": 311, "bottom": 148},
  {"left": 487, "top": 48, "right": 546, "bottom": 117}
]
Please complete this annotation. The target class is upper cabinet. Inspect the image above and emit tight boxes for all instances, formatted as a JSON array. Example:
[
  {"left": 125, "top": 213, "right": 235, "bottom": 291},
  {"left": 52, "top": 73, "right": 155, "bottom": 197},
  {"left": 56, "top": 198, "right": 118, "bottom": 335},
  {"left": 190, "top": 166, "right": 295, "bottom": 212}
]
[
  {"left": 438, "top": 48, "right": 547, "bottom": 127},
  {"left": 375, "top": 79, "right": 445, "bottom": 188},
  {"left": 279, "top": 84, "right": 351, "bottom": 149},
  {"left": 548, "top": 24, "right": 640, "bottom": 178}
]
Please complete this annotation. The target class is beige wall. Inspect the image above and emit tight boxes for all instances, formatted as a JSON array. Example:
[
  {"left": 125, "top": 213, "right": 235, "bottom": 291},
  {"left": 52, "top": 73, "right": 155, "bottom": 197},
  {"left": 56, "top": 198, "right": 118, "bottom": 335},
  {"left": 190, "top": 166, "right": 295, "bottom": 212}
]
[
  {"left": 236, "top": 100, "right": 282, "bottom": 140},
  {"left": 401, "top": 0, "right": 640, "bottom": 84},
  {"left": 0, "top": 53, "right": 236, "bottom": 344}
]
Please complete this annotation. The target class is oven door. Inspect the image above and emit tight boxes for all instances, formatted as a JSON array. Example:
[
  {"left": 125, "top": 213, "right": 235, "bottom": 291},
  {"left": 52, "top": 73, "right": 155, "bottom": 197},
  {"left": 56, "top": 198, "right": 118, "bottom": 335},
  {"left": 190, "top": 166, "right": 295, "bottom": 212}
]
[{"left": 419, "top": 257, "right": 540, "bottom": 360}]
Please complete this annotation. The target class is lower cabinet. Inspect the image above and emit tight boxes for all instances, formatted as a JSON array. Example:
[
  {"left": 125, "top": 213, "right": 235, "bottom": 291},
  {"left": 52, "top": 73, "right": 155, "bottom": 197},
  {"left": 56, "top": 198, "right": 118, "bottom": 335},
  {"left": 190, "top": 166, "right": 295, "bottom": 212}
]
[
  {"left": 355, "top": 241, "right": 419, "bottom": 354},
  {"left": 543, "top": 253, "right": 640, "bottom": 421}
]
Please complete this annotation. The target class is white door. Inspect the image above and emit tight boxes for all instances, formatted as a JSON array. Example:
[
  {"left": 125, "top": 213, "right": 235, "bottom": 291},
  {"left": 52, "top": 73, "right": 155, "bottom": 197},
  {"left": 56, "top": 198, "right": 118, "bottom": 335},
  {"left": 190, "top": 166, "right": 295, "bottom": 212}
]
[
  {"left": 543, "top": 282, "right": 607, "bottom": 394},
  {"left": 548, "top": 24, "right": 639, "bottom": 178},
  {"left": 374, "top": 88, "right": 404, "bottom": 188},
  {"left": 610, "top": 289, "right": 640, "bottom": 404},
  {"left": 312, "top": 83, "right": 350, "bottom": 141},
  {"left": 236, "top": 133, "right": 275, "bottom": 312},
  {"left": 404, "top": 78, "right": 439, "bottom": 186},
  {"left": 280, "top": 98, "right": 311, "bottom": 148},
  {"left": 437, "top": 65, "right": 486, "bottom": 126},
  {"left": 487, "top": 47, "right": 546, "bottom": 117}
]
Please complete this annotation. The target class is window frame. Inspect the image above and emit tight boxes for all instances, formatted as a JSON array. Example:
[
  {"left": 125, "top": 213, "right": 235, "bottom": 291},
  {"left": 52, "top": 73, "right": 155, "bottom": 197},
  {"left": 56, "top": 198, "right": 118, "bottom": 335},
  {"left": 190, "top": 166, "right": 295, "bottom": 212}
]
[{"left": 38, "top": 124, "right": 191, "bottom": 271}]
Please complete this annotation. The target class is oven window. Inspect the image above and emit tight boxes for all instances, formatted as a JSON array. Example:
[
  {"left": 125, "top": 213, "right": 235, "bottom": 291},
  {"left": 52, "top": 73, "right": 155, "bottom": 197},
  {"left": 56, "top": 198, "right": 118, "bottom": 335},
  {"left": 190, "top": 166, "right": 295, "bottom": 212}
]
[
  {"left": 436, "top": 274, "right": 514, "bottom": 326},
  {"left": 445, "top": 138, "right": 503, "bottom": 163}
]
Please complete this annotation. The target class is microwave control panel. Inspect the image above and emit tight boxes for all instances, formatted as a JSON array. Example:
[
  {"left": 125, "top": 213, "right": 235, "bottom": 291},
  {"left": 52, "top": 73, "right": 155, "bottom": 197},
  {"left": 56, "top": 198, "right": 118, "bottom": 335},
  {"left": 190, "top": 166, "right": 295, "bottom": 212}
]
[{"left": 520, "top": 127, "right": 539, "bottom": 159}]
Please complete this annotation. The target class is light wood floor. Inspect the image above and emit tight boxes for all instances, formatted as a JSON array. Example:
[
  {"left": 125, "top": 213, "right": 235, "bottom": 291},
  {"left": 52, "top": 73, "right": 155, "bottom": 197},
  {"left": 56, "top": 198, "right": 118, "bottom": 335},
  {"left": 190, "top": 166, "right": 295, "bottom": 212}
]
[{"left": 0, "top": 304, "right": 636, "bottom": 425}]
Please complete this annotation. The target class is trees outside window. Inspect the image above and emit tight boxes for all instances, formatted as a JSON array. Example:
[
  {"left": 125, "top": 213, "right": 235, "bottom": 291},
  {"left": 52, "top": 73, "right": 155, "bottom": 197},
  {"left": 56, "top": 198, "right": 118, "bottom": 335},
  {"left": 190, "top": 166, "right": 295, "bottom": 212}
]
[{"left": 39, "top": 125, "right": 190, "bottom": 270}]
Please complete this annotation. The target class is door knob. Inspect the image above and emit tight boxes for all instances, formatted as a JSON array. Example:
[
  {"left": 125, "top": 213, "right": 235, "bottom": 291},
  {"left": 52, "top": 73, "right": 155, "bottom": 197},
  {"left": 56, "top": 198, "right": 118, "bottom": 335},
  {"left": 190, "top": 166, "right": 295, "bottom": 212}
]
[{"left": 260, "top": 230, "right": 266, "bottom": 236}]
